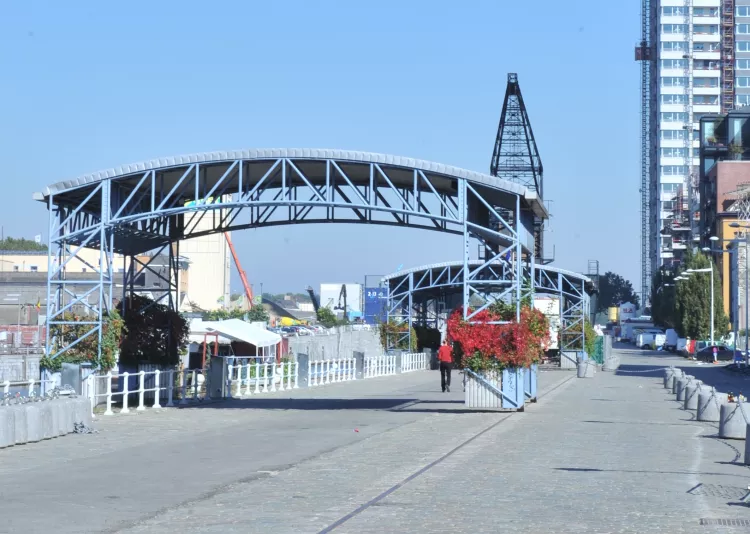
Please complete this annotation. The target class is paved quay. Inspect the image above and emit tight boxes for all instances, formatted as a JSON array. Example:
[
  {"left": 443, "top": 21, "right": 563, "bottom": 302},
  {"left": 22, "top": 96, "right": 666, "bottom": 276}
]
[{"left": 3, "top": 347, "right": 750, "bottom": 533}]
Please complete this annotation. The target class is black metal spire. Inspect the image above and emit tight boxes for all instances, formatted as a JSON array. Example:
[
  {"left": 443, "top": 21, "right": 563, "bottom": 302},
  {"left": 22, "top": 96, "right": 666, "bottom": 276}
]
[{"left": 489, "top": 73, "right": 543, "bottom": 198}]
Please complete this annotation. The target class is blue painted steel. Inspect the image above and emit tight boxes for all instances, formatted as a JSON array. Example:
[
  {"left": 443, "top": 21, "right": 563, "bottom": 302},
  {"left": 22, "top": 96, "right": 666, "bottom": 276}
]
[
  {"left": 364, "top": 287, "right": 387, "bottom": 325},
  {"left": 524, "top": 364, "right": 538, "bottom": 402},
  {"left": 501, "top": 367, "right": 525, "bottom": 410}
]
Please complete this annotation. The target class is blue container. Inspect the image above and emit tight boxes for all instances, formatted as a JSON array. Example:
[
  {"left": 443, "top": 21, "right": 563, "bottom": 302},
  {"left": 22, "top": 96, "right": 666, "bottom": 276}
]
[
  {"left": 501, "top": 367, "right": 525, "bottom": 410},
  {"left": 524, "top": 364, "right": 538, "bottom": 402}
]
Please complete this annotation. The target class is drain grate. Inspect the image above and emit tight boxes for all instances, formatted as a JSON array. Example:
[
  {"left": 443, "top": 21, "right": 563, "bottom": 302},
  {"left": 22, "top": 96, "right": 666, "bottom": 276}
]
[
  {"left": 700, "top": 518, "right": 750, "bottom": 527},
  {"left": 689, "top": 483, "right": 749, "bottom": 500}
]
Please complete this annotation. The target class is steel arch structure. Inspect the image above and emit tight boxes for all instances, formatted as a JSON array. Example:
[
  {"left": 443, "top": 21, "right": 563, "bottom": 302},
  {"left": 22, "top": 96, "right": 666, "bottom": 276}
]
[
  {"left": 36, "top": 149, "right": 547, "bottom": 362},
  {"left": 382, "top": 260, "right": 593, "bottom": 355}
]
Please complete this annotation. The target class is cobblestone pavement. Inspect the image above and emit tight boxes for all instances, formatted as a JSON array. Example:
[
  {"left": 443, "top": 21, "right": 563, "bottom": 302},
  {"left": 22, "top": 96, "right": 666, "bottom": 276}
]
[{"left": 6, "top": 347, "right": 750, "bottom": 533}]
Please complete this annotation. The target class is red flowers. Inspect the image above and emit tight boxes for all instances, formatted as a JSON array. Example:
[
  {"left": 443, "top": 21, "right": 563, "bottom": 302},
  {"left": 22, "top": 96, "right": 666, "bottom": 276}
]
[{"left": 447, "top": 305, "right": 549, "bottom": 369}]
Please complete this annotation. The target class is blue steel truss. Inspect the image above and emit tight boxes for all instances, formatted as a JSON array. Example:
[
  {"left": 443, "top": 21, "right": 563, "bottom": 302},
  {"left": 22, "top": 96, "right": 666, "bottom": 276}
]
[
  {"left": 37, "top": 149, "right": 547, "bottom": 362},
  {"left": 382, "top": 261, "right": 592, "bottom": 357}
]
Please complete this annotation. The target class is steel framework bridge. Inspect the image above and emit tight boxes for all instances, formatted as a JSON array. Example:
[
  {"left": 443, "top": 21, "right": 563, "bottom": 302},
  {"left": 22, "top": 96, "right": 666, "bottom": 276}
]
[
  {"left": 35, "top": 149, "right": 547, "bottom": 362},
  {"left": 382, "top": 261, "right": 594, "bottom": 359}
]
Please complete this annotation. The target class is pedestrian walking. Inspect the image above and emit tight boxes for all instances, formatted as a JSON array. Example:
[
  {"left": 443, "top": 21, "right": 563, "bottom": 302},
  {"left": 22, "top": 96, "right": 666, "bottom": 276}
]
[{"left": 438, "top": 338, "right": 453, "bottom": 392}]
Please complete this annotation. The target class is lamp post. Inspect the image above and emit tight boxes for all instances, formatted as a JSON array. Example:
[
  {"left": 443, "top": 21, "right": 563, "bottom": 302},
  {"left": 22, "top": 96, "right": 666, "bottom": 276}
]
[{"left": 730, "top": 222, "right": 750, "bottom": 364}]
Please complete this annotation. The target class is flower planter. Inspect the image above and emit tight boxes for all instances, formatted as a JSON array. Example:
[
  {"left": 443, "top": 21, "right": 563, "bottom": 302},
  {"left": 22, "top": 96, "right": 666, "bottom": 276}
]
[
  {"left": 524, "top": 364, "right": 538, "bottom": 402},
  {"left": 464, "top": 368, "right": 525, "bottom": 410}
]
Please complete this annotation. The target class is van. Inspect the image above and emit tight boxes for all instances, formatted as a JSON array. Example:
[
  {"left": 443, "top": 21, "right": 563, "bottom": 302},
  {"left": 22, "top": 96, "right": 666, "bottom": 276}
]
[{"left": 665, "top": 329, "right": 679, "bottom": 352}]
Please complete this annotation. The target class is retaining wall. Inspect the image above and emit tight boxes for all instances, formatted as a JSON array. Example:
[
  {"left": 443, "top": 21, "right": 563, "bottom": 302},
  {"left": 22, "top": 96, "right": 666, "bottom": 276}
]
[{"left": 288, "top": 328, "right": 381, "bottom": 360}]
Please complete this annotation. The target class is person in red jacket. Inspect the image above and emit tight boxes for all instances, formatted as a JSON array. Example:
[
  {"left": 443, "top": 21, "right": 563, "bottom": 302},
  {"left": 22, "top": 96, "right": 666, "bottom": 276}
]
[{"left": 437, "top": 338, "right": 453, "bottom": 392}]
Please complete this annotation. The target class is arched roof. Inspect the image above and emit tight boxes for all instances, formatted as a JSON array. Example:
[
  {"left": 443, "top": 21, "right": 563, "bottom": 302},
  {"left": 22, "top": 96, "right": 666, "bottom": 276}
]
[{"left": 34, "top": 148, "right": 546, "bottom": 217}]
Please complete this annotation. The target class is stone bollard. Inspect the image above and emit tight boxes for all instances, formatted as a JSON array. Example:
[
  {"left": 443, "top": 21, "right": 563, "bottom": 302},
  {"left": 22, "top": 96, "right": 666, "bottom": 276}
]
[
  {"left": 26, "top": 403, "right": 42, "bottom": 443},
  {"left": 698, "top": 390, "right": 726, "bottom": 422},
  {"left": 719, "top": 402, "right": 750, "bottom": 439},
  {"left": 675, "top": 376, "right": 692, "bottom": 401},
  {"left": 684, "top": 383, "right": 706, "bottom": 411},
  {"left": 577, "top": 359, "right": 594, "bottom": 378},
  {"left": 0, "top": 408, "right": 14, "bottom": 448},
  {"left": 11, "top": 403, "right": 28, "bottom": 445},
  {"left": 602, "top": 354, "right": 620, "bottom": 372},
  {"left": 664, "top": 367, "right": 677, "bottom": 389},
  {"left": 671, "top": 370, "right": 685, "bottom": 394}
]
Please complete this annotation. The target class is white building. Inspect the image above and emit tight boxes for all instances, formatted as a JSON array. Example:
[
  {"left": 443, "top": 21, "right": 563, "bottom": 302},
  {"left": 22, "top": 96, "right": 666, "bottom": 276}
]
[
  {"left": 179, "top": 214, "right": 231, "bottom": 313},
  {"left": 319, "top": 283, "right": 363, "bottom": 317}
]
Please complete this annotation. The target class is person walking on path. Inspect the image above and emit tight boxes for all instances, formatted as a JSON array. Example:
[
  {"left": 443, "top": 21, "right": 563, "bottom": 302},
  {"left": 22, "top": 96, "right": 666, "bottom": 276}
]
[{"left": 438, "top": 338, "right": 453, "bottom": 392}]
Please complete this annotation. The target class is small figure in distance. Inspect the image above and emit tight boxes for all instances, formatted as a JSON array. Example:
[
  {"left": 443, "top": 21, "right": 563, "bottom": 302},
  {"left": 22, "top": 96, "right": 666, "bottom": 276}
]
[{"left": 438, "top": 338, "right": 453, "bottom": 393}]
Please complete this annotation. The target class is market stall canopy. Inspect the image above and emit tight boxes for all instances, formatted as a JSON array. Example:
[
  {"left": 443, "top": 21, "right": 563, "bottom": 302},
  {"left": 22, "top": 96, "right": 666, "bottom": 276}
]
[
  {"left": 202, "top": 318, "right": 281, "bottom": 348},
  {"left": 188, "top": 318, "right": 231, "bottom": 344}
]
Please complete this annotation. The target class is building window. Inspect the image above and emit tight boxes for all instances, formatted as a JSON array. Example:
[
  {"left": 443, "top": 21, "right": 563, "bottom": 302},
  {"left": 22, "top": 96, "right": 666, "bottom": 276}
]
[
  {"left": 29, "top": 266, "right": 38, "bottom": 272},
  {"left": 738, "top": 59, "right": 750, "bottom": 70},
  {"left": 737, "top": 77, "right": 750, "bottom": 87},
  {"left": 737, "top": 94, "right": 750, "bottom": 107},
  {"left": 661, "top": 94, "right": 687, "bottom": 105},
  {"left": 661, "top": 112, "right": 688, "bottom": 122},
  {"left": 662, "top": 24, "right": 688, "bottom": 34},
  {"left": 739, "top": 41, "right": 750, "bottom": 52},
  {"left": 661, "top": 129, "right": 687, "bottom": 140},
  {"left": 662, "top": 200, "right": 675, "bottom": 211},
  {"left": 661, "top": 165, "right": 689, "bottom": 175},
  {"left": 694, "top": 59, "right": 720, "bottom": 70},
  {"left": 738, "top": 6, "right": 750, "bottom": 17},
  {"left": 662, "top": 6, "right": 688, "bottom": 16},
  {"left": 663, "top": 41, "right": 689, "bottom": 52},
  {"left": 694, "top": 7, "right": 718, "bottom": 17},
  {"left": 739, "top": 24, "right": 750, "bottom": 34},
  {"left": 694, "top": 77, "right": 719, "bottom": 88},
  {"left": 694, "top": 42, "right": 720, "bottom": 52},
  {"left": 694, "top": 94, "right": 719, "bottom": 105},
  {"left": 661, "top": 147, "right": 688, "bottom": 158},
  {"left": 693, "top": 147, "right": 700, "bottom": 158},
  {"left": 661, "top": 59, "right": 688, "bottom": 69},
  {"left": 661, "top": 183, "right": 680, "bottom": 195},
  {"left": 694, "top": 25, "right": 718, "bottom": 35},
  {"left": 661, "top": 77, "right": 688, "bottom": 87}
]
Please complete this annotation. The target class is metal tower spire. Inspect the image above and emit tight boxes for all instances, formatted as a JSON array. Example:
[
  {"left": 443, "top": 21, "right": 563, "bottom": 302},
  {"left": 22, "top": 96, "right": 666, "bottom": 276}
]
[{"left": 490, "top": 73, "right": 545, "bottom": 259}]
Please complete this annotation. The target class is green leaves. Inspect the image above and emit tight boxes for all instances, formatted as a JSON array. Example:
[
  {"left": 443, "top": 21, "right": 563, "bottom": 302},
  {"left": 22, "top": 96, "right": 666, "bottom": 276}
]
[
  {"left": 316, "top": 307, "right": 339, "bottom": 328},
  {"left": 597, "top": 272, "right": 640, "bottom": 312}
]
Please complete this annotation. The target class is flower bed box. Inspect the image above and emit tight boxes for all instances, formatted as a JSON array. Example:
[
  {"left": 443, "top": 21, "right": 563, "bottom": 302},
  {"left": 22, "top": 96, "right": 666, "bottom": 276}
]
[
  {"left": 524, "top": 364, "right": 538, "bottom": 402},
  {"left": 464, "top": 368, "right": 525, "bottom": 410}
]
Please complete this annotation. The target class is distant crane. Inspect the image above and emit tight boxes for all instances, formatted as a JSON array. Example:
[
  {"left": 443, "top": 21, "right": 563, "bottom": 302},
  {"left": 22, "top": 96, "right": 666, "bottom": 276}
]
[
  {"left": 333, "top": 284, "right": 348, "bottom": 322},
  {"left": 306, "top": 286, "right": 320, "bottom": 313},
  {"left": 224, "top": 233, "right": 253, "bottom": 306}
]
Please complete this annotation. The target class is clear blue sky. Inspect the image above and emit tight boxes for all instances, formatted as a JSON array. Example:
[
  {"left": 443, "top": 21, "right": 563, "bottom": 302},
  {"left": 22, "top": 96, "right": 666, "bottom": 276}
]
[{"left": 1, "top": 0, "right": 641, "bottom": 295}]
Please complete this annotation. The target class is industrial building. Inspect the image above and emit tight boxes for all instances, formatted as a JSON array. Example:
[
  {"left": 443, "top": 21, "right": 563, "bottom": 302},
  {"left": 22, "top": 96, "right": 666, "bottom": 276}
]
[{"left": 638, "top": 1, "right": 750, "bottom": 299}]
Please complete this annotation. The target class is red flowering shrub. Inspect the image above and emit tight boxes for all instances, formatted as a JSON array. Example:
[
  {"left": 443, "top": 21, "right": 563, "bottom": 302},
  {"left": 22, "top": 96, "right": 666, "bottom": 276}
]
[{"left": 447, "top": 305, "right": 549, "bottom": 371}]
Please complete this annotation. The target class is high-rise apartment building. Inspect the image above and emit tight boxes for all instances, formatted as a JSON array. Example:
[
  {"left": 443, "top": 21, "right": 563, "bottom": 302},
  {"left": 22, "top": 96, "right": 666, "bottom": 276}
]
[{"left": 639, "top": 0, "right": 750, "bottom": 301}]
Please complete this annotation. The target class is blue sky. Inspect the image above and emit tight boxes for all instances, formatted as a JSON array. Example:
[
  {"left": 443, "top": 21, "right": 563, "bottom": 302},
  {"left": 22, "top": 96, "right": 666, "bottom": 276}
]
[{"left": 1, "top": 0, "right": 641, "bottom": 295}]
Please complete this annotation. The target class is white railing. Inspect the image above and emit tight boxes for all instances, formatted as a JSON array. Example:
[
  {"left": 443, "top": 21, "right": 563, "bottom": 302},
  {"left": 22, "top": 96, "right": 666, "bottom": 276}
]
[
  {"left": 226, "top": 360, "right": 299, "bottom": 397},
  {"left": 2, "top": 378, "right": 56, "bottom": 398},
  {"left": 401, "top": 352, "right": 429, "bottom": 373},
  {"left": 309, "top": 358, "right": 356, "bottom": 386},
  {"left": 364, "top": 355, "right": 396, "bottom": 378},
  {"left": 89, "top": 368, "right": 209, "bottom": 415}
]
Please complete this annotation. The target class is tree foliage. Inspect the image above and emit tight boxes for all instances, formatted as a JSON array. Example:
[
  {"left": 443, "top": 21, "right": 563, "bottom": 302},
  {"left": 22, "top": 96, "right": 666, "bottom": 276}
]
[
  {"left": 378, "top": 319, "right": 418, "bottom": 351},
  {"left": 0, "top": 237, "right": 47, "bottom": 252},
  {"left": 672, "top": 251, "right": 729, "bottom": 339},
  {"left": 203, "top": 305, "right": 269, "bottom": 323},
  {"left": 650, "top": 268, "right": 678, "bottom": 329},
  {"left": 316, "top": 307, "right": 339, "bottom": 328},
  {"left": 41, "top": 310, "right": 124, "bottom": 372},
  {"left": 116, "top": 295, "right": 190, "bottom": 367},
  {"left": 597, "top": 271, "right": 640, "bottom": 312}
]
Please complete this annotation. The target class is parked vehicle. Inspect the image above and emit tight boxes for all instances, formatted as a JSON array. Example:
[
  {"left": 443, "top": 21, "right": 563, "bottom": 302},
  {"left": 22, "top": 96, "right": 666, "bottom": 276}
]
[
  {"left": 665, "top": 329, "right": 679, "bottom": 352},
  {"left": 636, "top": 332, "right": 665, "bottom": 350},
  {"left": 696, "top": 345, "right": 738, "bottom": 362},
  {"left": 676, "top": 338, "right": 689, "bottom": 356}
]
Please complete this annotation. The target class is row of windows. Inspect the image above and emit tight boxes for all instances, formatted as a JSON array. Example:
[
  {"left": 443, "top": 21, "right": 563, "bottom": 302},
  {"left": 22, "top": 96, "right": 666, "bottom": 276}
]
[
  {"left": 662, "top": 41, "right": 721, "bottom": 52},
  {"left": 661, "top": 77, "right": 721, "bottom": 88},
  {"left": 660, "top": 94, "right": 719, "bottom": 105},
  {"left": 661, "top": 59, "right": 726, "bottom": 70},
  {"left": 660, "top": 129, "right": 700, "bottom": 141},
  {"left": 661, "top": 165, "right": 689, "bottom": 176},
  {"left": 738, "top": 77, "right": 750, "bottom": 87},
  {"left": 740, "top": 42, "right": 750, "bottom": 52},
  {"left": 663, "top": 24, "right": 718, "bottom": 34},
  {"left": 660, "top": 148, "right": 701, "bottom": 159},
  {"left": 661, "top": 183, "right": 681, "bottom": 195},
  {"left": 737, "top": 95, "right": 750, "bottom": 107},
  {"left": 661, "top": 112, "right": 688, "bottom": 122},
  {"left": 739, "top": 6, "right": 750, "bottom": 17},
  {"left": 661, "top": 7, "right": 724, "bottom": 17}
]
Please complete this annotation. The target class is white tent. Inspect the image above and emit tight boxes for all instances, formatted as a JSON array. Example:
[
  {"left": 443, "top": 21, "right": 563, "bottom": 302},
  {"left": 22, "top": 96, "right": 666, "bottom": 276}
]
[{"left": 203, "top": 319, "right": 281, "bottom": 348}]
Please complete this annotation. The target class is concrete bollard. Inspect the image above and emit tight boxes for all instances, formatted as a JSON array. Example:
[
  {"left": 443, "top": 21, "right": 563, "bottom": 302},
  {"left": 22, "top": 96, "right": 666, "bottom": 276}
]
[
  {"left": 40, "top": 403, "right": 54, "bottom": 440},
  {"left": 73, "top": 397, "right": 92, "bottom": 426},
  {"left": 697, "top": 390, "right": 726, "bottom": 422},
  {"left": 25, "top": 403, "right": 42, "bottom": 442},
  {"left": 577, "top": 360, "right": 594, "bottom": 378},
  {"left": 675, "top": 377, "right": 691, "bottom": 401},
  {"left": 671, "top": 370, "right": 685, "bottom": 393},
  {"left": 664, "top": 367, "right": 676, "bottom": 388},
  {"left": 0, "top": 408, "right": 14, "bottom": 448},
  {"left": 719, "top": 402, "right": 750, "bottom": 439},
  {"left": 684, "top": 384, "right": 706, "bottom": 411},
  {"left": 10, "top": 404, "right": 28, "bottom": 445}
]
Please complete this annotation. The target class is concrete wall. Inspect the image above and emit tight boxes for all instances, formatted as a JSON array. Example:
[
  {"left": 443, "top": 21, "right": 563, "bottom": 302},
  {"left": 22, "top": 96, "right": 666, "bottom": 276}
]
[
  {"left": 288, "top": 328, "right": 382, "bottom": 360},
  {"left": 0, "top": 353, "right": 41, "bottom": 382},
  {"left": 179, "top": 217, "right": 231, "bottom": 312}
]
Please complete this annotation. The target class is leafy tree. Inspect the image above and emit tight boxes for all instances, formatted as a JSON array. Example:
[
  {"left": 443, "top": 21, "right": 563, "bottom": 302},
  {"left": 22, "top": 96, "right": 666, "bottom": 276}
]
[
  {"left": 651, "top": 268, "right": 678, "bottom": 329},
  {"left": 203, "top": 305, "right": 269, "bottom": 322},
  {"left": 674, "top": 250, "right": 729, "bottom": 339},
  {"left": 0, "top": 237, "right": 47, "bottom": 251},
  {"left": 117, "top": 295, "right": 189, "bottom": 367},
  {"left": 245, "top": 305, "right": 270, "bottom": 322},
  {"left": 41, "top": 310, "right": 124, "bottom": 372},
  {"left": 316, "top": 307, "right": 339, "bottom": 328},
  {"left": 597, "top": 272, "right": 641, "bottom": 312}
]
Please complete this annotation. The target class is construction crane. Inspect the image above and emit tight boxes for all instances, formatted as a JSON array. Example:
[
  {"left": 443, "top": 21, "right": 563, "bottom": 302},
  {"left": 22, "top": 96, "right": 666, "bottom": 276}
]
[
  {"left": 224, "top": 233, "right": 253, "bottom": 306},
  {"left": 306, "top": 286, "right": 320, "bottom": 313},
  {"left": 333, "top": 284, "right": 348, "bottom": 322}
]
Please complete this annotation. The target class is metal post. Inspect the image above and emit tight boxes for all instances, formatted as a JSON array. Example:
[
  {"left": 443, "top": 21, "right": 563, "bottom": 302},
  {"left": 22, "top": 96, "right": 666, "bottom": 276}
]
[
  {"left": 745, "top": 237, "right": 749, "bottom": 365},
  {"left": 710, "top": 266, "right": 715, "bottom": 346}
]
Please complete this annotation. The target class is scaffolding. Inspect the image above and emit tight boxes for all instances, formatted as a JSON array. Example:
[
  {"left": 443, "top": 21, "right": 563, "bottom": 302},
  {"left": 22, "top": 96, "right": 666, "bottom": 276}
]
[
  {"left": 722, "top": 0, "right": 735, "bottom": 114},
  {"left": 635, "top": 0, "right": 655, "bottom": 301}
]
